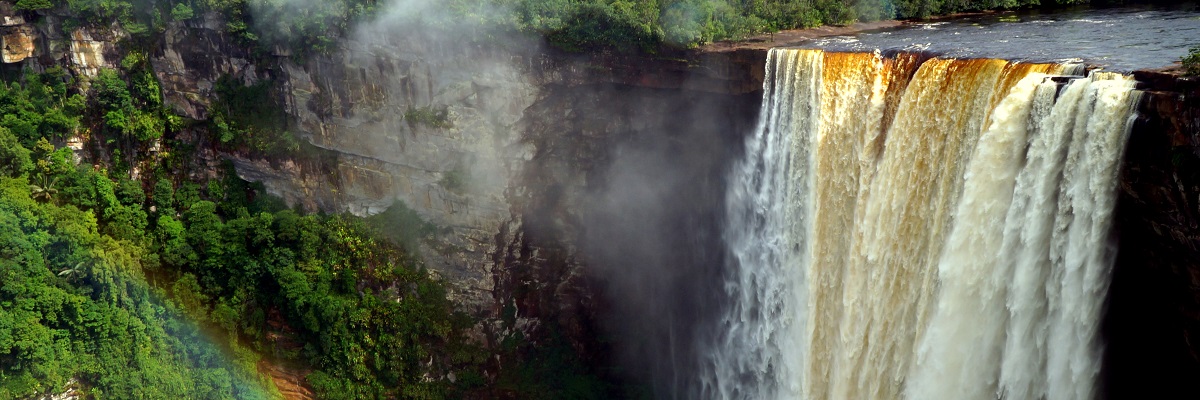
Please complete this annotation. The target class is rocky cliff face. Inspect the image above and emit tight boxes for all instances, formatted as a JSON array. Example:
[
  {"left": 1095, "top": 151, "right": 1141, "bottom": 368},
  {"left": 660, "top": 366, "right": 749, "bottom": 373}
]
[
  {"left": 235, "top": 44, "right": 764, "bottom": 371},
  {"left": 0, "top": 4, "right": 123, "bottom": 78},
  {"left": 225, "top": 33, "right": 541, "bottom": 317},
  {"left": 140, "top": 12, "right": 767, "bottom": 342},
  {"left": 152, "top": 13, "right": 259, "bottom": 120},
  {"left": 1105, "top": 70, "right": 1200, "bottom": 398},
  {"left": 75, "top": 11, "right": 542, "bottom": 320}
]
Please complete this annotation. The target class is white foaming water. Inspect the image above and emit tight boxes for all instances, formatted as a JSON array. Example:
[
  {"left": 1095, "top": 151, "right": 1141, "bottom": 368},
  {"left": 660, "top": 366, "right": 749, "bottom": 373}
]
[
  {"left": 1043, "top": 73, "right": 1140, "bottom": 400},
  {"left": 712, "top": 48, "right": 1141, "bottom": 400},
  {"left": 704, "top": 49, "right": 820, "bottom": 400}
]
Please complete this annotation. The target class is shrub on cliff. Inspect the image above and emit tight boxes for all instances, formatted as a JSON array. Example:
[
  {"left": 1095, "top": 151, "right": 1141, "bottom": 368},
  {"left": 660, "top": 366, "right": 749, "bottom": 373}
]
[
  {"left": 170, "top": 3, "right": 194, "bottom": 21},
  {"left": 1184, "top": 46, "right": 1200, "bottom": 76},
  {"left": 14, "top": 0, "right": 53, "bottom": 11}
]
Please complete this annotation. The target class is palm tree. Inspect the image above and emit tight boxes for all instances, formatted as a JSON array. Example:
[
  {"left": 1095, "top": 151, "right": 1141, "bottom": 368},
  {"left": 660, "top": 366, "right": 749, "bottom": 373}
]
[
  {"left": 29, "top": 175, "right": 58, "bottom": 203},
  {"left": 58, "top": 261, "right": 87, "bottom": 282}
]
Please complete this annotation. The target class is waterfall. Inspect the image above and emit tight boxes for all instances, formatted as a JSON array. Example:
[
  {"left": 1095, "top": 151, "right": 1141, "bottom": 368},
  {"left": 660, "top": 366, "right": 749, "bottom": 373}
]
[{"left": 712, "top": 48, "right": 1141, "bottom": 400}]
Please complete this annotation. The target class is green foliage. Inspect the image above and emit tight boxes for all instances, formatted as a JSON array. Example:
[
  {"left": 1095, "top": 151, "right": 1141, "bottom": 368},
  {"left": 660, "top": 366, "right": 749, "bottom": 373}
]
[
  {"left": 529, "top": 0, "right": 662, "bottom": 52},
  {"left": 889, "top": 0, "right": 1099, "bottom": 18},
  {"left": 2, "top": 148, "right": 468, "bottom": 399},
  {"left": 155, "top": 214, "right": 193, "bottom": 266},
  {"left": 210, "top": 75, "right": 294, "bottom": 153},
  {"left": 0, "top": 63, "right": 487, "bottom": 399},
  {"left": 494, "top": 329, "right": 614, "bottom": 399},
  {"left": 160, "top": 202, "right": 478, "bottom": 399},
  {"left": 66, "top": 0, "right": 162, "bottom": 38},
  {"left": 512, "top": 0, "right": 1115, "bottom": 50},
  {"left": 0, "top": 127, "right": 32, "bottom": 177},
  {"left": 1184, "top": 45, "right": 1200, "bottom": 76},
  {"left": 0, "top": 159, "right": 268, "bottom": 398},
  {"left": 254, "top": 0, "right": 377, "bottom": 56},
  {"left": 137, "top": 0, "right": 376, "bottom": 56},
  {"left": 115, "top": 175, "right": 145, "bottom": 205},
  {"left": 439, "top": 168, "right": 467, "bottom": 194},
  {"left": 175, "top": 181, "right": 202, "bottom": 210},
  {"left": 404, "top": 105, "right": 453, "bottom": 129},
  {"left": 92, "top": 64, "right": 169, "bottom": 145},
  {"left": 0, "top": 69, "right": 83, "bottom": 148},
  {"left": 91, "top": 70, "right": 132, "bottom": 113},
  {"left": 151, "top": 178, "right": 175, "bottom": 214},
  {"left": 171, "top": 3, "right": 195, "bottom": 21},
  {"left": 14, "top": 0, "right": 54, "bottom": 11},
  {"left": 366, "top": 200, "right": 436, "bottom": 253}
]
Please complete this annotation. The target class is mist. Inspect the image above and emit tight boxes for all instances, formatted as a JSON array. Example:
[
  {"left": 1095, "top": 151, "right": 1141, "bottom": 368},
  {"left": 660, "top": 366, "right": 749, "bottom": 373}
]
[
  {"left": 572, "top": 82, "right": 758, "bottom": 397},
  {"left": 244, "top": 0, "right": 761, "bottom": 396}
]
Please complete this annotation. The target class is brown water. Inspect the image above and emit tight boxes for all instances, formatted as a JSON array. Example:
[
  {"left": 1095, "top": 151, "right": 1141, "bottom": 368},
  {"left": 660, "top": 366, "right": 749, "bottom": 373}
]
[{"left": 798, "top": 6, "right": 1200, "bottom": 72}]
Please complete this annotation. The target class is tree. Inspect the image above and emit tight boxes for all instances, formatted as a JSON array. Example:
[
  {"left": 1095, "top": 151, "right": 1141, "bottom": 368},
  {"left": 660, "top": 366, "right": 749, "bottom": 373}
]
[
  {"left": 115, "top": 175, "right": 145, "bottom": 206},
  {"left": 91, "top": 69, "right": 137, "bottom": 138},
  {"left": 57, "top": 261, "right": 89, "bottom": 282},
  {"left": 152, "top": 178, "right": 175, "bottom": 214},
  {"left": 0, "top": 127, "right": 32, "bottom": 177},
  {"left": 91, "top": 69, "right": 132, "bottom": 113},
  {"left": 28, "top": 175, "right": 58, "bottom": 203},
  {"left": 155, "top": 215, "right": 193, "bottom": 266},
  {"left": 171, "top": 3, "right": 195, "bottom": 21},
  {"left": 183, "top": 200, "right": 225, "bottom": 274}
]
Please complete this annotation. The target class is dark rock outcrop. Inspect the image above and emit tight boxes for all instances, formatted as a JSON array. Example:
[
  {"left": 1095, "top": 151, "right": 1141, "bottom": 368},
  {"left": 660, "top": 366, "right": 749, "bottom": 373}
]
[
  {"left": 1105, "top": 70, "right": 1200, "bottom": 398},
  {"left": 152, "top": 14, "right": 259, "bottom": 120}
]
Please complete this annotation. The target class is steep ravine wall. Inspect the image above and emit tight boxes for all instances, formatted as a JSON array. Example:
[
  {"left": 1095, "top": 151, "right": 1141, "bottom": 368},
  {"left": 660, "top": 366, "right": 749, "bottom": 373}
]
[
  {"left": 144, "top": 13, "right": 766, "bottom": 370},
  {"left": 1106, "top": 70, "right": 1200, "bottom": 398},
  {"left": 512, "top": 80, "right": 760, "bottom": 388}
]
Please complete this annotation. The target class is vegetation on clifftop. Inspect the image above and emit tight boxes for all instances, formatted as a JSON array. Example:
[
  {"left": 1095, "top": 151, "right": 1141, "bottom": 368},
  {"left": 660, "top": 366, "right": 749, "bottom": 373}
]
[
  {"left": 1184, "top": 45, "right": 1200, "bottom": 76},
  {"left": 506, "top": 0, "right": 1156, "bottom": 51},
  {"left": 38, "top": 0, "right": 1157, "bottom": 55}
]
